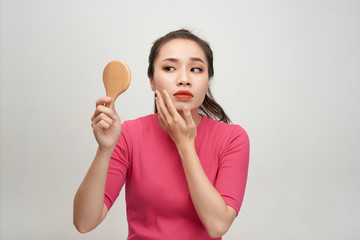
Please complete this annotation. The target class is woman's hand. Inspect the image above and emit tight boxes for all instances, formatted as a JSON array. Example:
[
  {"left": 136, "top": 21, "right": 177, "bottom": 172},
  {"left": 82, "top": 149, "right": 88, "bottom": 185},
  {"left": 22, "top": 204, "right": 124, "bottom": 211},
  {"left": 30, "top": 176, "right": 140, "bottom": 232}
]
[
  {"left": 155, "top": 90, "right": 197, "bottom": 147},
  {"left": 91, "top": 97, "right": 121, "bottom": 151}
]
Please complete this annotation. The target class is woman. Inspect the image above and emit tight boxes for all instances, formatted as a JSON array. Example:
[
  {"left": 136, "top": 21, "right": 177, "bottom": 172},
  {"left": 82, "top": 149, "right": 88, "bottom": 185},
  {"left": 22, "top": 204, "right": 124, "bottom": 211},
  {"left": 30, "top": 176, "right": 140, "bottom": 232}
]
[{"left": 73, "top": 29, "right": 249, "bottom": 239}]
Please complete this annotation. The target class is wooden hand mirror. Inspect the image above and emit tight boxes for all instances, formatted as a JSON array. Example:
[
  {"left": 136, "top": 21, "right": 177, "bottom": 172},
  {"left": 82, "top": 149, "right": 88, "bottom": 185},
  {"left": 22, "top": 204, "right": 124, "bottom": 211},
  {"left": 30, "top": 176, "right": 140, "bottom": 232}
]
[{"left": 103, "top": 60, "right": 131, "bottom": 109}]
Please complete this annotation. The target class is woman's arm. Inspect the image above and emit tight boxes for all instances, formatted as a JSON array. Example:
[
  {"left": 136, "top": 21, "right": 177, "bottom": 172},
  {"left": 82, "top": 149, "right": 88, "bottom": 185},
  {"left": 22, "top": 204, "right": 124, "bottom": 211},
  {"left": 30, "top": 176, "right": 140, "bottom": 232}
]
[
  {"left": 73, "top": 149, "right": 111, "bottom": 233},
  {"left": 177, "top": 143, "right": 237, "bottom": 238},
  {"left": 73, "top": 97, "right": 121, "bottom": 233},
  {"left": 155, "top": 90, "right": 237, "bottom": 238}
]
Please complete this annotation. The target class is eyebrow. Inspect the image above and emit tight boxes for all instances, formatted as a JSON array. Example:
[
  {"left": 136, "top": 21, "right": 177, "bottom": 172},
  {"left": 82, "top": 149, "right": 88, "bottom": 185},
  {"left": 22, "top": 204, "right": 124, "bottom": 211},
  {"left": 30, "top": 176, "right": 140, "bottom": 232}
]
[{"left": 161, "top": 57, "right": 205, "bottom": 64}]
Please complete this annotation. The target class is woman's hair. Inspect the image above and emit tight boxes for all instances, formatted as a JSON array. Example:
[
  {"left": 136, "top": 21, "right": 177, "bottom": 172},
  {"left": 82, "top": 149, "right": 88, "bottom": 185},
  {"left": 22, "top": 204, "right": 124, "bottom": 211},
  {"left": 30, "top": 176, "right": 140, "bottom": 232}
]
[{"left": 147, "top": 29, "right": 231, "bottom": 123}]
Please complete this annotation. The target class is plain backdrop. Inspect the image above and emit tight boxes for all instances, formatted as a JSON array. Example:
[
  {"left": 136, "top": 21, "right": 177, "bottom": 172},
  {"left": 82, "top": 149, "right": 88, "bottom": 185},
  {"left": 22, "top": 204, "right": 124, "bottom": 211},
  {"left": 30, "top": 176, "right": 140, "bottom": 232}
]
[{"left": 1, "top": 0, "right": 359, "bottom": 239}]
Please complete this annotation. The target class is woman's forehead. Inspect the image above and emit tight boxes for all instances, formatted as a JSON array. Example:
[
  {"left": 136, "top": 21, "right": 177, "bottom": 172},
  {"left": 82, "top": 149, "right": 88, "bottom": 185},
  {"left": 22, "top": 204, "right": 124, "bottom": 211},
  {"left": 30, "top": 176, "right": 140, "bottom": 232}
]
[{"left": 156, "top": 39, "right": 207, "bottom": 63}]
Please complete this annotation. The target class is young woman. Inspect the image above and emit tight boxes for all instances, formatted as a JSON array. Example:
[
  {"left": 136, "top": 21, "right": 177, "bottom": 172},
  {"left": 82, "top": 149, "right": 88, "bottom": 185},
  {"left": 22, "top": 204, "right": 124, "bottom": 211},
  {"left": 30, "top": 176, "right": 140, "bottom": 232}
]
[{"left": 73, "top": 29, "right": 249, "bottom": 239}]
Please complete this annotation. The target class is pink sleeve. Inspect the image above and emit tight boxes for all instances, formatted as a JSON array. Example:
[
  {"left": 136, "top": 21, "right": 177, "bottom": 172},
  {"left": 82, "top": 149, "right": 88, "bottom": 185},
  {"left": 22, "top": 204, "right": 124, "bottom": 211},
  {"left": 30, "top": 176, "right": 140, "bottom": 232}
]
[
  {"left": 214, "top": 125, "right": 250, "bottom": 215},
  {"left": 104, "top": 122, "right": 130, "bottom": 210}
]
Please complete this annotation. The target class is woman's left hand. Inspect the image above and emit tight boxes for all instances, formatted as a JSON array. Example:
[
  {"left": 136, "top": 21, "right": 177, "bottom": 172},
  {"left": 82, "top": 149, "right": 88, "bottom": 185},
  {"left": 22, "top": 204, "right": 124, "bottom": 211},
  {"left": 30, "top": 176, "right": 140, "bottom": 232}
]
[{"left": 155, "top": 90, "right": 197, "bottom": 147}]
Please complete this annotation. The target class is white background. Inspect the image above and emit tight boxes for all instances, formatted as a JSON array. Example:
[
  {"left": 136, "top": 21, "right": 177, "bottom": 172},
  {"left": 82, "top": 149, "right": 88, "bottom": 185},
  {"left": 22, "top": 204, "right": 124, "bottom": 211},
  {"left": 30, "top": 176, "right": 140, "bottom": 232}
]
[{"left": 1, "top": 0, "right": 359, "bottom": 239}]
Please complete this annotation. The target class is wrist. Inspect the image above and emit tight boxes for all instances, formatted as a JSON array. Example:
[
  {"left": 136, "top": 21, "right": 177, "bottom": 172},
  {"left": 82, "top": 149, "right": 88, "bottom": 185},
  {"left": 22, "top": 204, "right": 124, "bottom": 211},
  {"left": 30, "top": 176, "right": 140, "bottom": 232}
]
[
  {"left": 97, "top": 145, "right": 115, "bottom": 156},
  {"left": 176, "top": 141, "right": 195, "bottom": 158}
]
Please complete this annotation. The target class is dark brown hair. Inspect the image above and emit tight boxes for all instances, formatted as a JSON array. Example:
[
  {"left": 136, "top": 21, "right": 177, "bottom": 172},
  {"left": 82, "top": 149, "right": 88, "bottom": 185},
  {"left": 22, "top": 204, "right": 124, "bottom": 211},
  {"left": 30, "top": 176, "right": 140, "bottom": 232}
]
[{"left": 148, "top": 29, "right": 231, "bottom": 123}]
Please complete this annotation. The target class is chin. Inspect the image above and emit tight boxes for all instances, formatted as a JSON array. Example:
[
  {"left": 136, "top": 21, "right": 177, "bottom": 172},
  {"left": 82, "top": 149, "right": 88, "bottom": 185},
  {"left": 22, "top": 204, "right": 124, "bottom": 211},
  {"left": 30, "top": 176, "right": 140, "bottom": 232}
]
[
  {"left": 175, "top": 103, "right": 201, "bottom": 112},
  {"left": 173, "top": 102, "right": 187, "bottom": 111},
  {"left": 174, "top": 105, "right": 187, "bottom": 112}
]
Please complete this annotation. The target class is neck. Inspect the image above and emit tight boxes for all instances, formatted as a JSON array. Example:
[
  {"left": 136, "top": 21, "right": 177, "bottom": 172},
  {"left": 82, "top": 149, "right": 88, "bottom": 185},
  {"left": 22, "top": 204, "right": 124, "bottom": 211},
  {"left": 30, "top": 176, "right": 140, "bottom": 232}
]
[
  {"left": 157, "top": 109, "right": 202, "bottom": 131},
  {"left": 180, "top": 109, "right": 202, "bottom": 127}
]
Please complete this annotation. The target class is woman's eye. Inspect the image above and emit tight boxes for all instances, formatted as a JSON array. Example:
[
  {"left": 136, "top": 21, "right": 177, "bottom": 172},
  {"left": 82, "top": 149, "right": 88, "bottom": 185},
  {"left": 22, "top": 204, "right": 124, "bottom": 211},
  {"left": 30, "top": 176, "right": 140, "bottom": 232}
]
[
  {"left": 191, "top": 67, "right": 203, "bottom": 73},
  {"left": 163, "top": 66, "right": 175, "bottom": 71}
]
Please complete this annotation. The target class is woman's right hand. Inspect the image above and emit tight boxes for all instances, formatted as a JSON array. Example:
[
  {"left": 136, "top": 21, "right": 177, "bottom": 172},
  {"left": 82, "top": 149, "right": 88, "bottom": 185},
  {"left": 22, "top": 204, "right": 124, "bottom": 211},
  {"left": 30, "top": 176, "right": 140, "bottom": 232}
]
[{"left": 91, "top": 97, "right": 122, "bottom": 151}]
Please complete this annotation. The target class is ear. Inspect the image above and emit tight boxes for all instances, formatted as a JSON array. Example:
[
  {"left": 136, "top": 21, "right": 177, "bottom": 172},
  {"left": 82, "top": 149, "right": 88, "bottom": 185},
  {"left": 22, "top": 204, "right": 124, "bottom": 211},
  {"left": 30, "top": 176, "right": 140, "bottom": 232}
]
[{"left": 149, "top": 75, "right": 156, "bottom": 91}]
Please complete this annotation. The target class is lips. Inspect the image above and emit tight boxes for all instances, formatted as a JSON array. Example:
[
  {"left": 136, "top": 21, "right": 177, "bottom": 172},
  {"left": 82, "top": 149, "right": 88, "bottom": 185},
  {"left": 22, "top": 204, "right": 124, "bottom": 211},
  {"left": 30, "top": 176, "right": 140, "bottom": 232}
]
[{"left": 173, "top": 90, "right": 193, "bottom": 100}]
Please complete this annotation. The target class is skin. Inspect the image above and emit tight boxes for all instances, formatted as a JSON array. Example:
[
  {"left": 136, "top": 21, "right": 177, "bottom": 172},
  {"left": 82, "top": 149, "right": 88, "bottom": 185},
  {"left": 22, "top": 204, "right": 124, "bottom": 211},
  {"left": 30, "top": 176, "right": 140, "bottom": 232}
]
[
  {"left": 73, "top": 97, "right": 119, "bottom": 233},
  {"left": 150, "top": 38, "right": 209, "bottom": 127},
  {"left": 73, "top": 39, "right": 237, "bottom": 237}
]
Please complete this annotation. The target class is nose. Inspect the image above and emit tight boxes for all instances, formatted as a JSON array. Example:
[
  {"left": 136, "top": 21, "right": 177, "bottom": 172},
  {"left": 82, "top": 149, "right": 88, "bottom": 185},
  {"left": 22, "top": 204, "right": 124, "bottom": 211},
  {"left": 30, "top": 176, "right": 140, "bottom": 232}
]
[{"left": 177, "top": 68, "right": 191, "bottom": 86}]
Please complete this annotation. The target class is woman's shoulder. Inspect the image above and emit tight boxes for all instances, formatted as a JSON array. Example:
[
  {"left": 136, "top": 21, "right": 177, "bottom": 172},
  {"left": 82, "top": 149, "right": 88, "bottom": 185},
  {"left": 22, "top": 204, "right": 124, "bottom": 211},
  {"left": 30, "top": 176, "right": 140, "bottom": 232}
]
[
  {"left": 202, "top": 115, "right": 247, "bottom": 136},
  {"left": 123, "top": 114, "right": 155, "bottom": 124},
  {"left": 121, "top": 114, "right": 157, "bottom": 133},
  {"left": 201, "top": 116, "right": 249, "bottom": 151}
]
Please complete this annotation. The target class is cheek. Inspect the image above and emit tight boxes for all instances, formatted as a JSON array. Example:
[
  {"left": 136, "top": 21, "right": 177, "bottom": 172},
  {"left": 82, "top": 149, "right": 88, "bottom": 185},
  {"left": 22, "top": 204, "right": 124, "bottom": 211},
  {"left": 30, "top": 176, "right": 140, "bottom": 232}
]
[
  {"left": 204, "top": 83, "right": 209, "bottom": 93},
  {"left": 152, "top": 72, "right": 174, "bottom": 90},
  {"left": 196, "top": 80, "right": 209, "bottom": 103},
  {"left": 199, "top": 79, "right": 209, "bottom": 94},
  {"left": 151, "top": 77, "right": 163, "bottom": 90}
]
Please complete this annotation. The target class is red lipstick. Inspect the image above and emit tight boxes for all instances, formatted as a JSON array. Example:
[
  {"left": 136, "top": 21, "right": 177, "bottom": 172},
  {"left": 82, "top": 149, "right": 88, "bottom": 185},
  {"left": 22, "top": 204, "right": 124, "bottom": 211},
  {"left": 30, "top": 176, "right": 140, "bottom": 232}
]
[{"left": 173, "top": 90, "right": 193, "bottom": 100}]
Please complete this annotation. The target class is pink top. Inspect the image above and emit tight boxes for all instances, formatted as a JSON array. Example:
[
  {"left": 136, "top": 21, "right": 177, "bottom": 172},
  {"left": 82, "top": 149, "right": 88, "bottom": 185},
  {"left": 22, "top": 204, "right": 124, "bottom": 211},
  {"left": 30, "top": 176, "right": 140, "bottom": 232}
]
[{"left": 104, "top": 114, "right": 249, "bottom": 240}]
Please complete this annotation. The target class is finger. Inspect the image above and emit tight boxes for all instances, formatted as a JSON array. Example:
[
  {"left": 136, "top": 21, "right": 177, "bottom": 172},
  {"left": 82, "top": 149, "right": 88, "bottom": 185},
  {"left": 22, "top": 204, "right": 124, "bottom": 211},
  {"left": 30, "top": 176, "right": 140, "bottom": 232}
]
[
  {"left": 93, "top": 119, "right": 110, "bottom": 130},
  {"left": 92, "top": 112, "right": 114, "bottom": 127},
  {"left": 96, "top": 97, "right": 112, "bottom": 107},
  {"left": 156, "top": 90, "right": 172, "bottom": 121},
  {"left": 183, "top": 106, "right": 195, "bottom": 127},
  {"left": 92, "top": 97, "right": 113, "bottom": 121},
  {"left": 155, "top": 94, "right": 166, "bottom": 125},
  {"left": 155, "top": 92, "right": 168, "bottom": 126},
  {"left": 162, "top": 90, "right": 178, "bottom": 117},
  {"left": 91, "top": 104, "right": 117, "bottom": 121}
]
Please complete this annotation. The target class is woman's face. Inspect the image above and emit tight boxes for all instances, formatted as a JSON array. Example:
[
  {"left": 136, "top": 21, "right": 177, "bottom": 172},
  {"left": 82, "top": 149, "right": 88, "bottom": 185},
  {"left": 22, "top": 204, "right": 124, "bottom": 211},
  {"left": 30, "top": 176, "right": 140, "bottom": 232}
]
[{"left": 150, "top": 39, "right": 209, "bottom": 112}]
